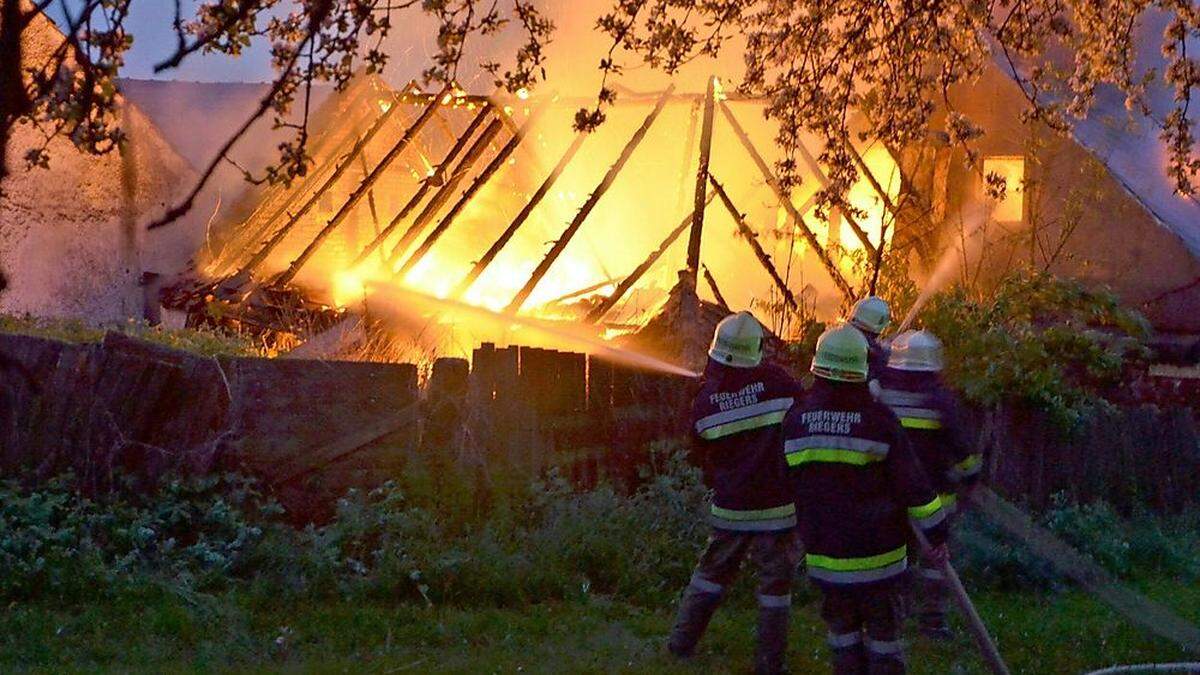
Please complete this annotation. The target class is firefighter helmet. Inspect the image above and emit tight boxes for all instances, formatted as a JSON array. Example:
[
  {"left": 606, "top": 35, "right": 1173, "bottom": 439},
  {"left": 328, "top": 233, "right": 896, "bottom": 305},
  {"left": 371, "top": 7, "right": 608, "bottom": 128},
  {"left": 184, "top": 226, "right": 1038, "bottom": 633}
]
[
  {"left": 888, "top": 330, "right": 944, "bottom": 372},
  {"left": 849, "top": 296, "right": 891, "bottom": 335},
  {"left": 811, "top": 323, "right": 870, "bottom": 382},
  {"left": 708, "top": 311, "right": 764, "bottom": 368}
]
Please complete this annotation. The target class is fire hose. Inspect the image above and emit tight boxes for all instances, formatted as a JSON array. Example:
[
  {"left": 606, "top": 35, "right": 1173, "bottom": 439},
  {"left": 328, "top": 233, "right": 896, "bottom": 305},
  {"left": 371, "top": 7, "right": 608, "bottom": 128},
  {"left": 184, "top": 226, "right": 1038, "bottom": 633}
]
[
  {"left": 910, "top": 520, "right": 1011, "bottom": 675},
  {"left": 908, "top": 484, "right": 1200, "bottom": 674}
]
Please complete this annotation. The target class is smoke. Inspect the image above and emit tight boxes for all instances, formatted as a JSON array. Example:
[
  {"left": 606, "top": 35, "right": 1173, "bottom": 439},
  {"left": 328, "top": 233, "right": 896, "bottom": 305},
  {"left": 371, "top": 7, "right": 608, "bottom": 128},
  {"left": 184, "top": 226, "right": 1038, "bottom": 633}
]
[{"left": 364, "top": 280, "right": 700, "bottom": 377}]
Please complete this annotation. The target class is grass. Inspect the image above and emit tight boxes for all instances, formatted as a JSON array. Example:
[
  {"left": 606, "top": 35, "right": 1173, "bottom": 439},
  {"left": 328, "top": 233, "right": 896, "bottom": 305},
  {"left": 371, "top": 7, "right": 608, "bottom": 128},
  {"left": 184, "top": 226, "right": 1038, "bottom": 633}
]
[
  {"left": 3, "top": 579, "right": 1196, "bottom": 673},
  {"left": 0, "top": 313, "right": 263, "bottom": 357}
]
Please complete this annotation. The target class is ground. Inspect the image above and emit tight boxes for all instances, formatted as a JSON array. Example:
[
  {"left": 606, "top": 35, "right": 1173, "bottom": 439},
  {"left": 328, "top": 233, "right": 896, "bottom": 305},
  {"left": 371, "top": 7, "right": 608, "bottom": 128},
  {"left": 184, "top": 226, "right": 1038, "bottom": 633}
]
[{"left": 5, "top": 579, "right": 1196, "bottom": 673}]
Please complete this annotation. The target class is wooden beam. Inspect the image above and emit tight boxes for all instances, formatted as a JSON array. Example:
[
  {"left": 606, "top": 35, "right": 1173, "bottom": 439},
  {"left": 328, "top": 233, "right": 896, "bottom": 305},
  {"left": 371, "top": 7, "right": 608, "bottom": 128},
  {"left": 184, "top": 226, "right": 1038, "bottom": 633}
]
[
  {"left": 791, "top": 132, "right": 876, "bottom": 253},
  {"left": 702, "top": 264, "right": 730, "bottom": 311},
  {"left": 383, "top": 117, "right": 505, "bottom": 269},
  {"left": 686, "top": 77, "right": 717, "bottom": 284},
  {"left": 583, "top": 194, "right": 712, "bottom": 324},
  {"left": 350, "top": 103, "right": 494, "bottom": 267},
  {"left": 504, "top": 84, "right": 676, "bottom": 314},
  {"left": 545, "top": 277, "right": 623, "bottom": 306},
  {"left": 709, "top": 173, "right": 799, "bottom": 312},
  {"left": 451, "top": 130, "right": 588, "bottom": 299},
  {"left": 269, "top": 88, "right": 447, "bottom": 288},
  {"left": 846, "top": 138, "right": 900, "bottom": 225},
  {"left": 216, "top": 103, "right": 369, "bottom": 275},
  {"left": 717, "top": 100, "right": 855, "bottom": 301},
  {"left": 225, "top": 96, "right": 407, "bottom": 286},
  {"left": 396, "top": 105, "right": 548, "bottom": 278}
]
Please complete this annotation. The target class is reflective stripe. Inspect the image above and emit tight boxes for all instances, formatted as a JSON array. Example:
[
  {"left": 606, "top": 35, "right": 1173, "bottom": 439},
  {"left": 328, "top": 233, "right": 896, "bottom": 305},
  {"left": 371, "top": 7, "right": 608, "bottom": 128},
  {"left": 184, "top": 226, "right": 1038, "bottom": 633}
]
[
  {"left": 892, "top": 405, "right": 941, "bottom": 420},
  {"left": 866, "top": 638, "right": 904, "bottom": 655},
  {"left": 807, "top": 545, "right": 906, "bottom": 572},
  {"left": 689, "top": 574, "right": 723, "bottom": 594},
  {"left": 785, "top": 436, "right": 890, "bottom": 467},
  {"left": 877, "top": 388, "right": 928, "bottom": 406},
  {"left": 908, "top": 495, "right": 947, "bottom": 530},
  {"left": 695, "top": 397, "right": 794, "bottom": 439},
  {"left": 909, "top": 496, "right": 942, "bottom": 519},
  {"left": 808, "top": 558, "right": 908, "bottom": 584},
  {"left": 711, "top": 504, "right": 795, "bottom": 521},
  {"left": 939, "top": 492, "right": 958, "bottom": 513},
  {"left": 710, "top": 514, "right": 797, "bottom": 531},
  {"left": 828, "top": 631, "right": 862, "bottom": 648},
  {"left": 758, "top": 593, "right": 791, "bottom": 608},
  {"left": 786, "top": 448, "right": 887, "bottom": 466},
  {"left": 949, "top": 454, "right": 983, "bottom": 479},
  {"left": 900, "top": 417, "right": 943, "bottom": 429},
  {"left": 785, "top": 435, "right": 890, "bottom": 454}
]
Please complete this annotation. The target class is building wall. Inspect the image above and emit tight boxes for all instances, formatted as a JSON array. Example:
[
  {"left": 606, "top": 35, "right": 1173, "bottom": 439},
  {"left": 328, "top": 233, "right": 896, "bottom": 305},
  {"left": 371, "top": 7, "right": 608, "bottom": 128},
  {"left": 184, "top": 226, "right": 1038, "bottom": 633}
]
[
  {"left": 906, "top": 67, "right": 1200, "bottom": 334},
  {"left": 0, "top": 10, "right": 201, "bottom": 323}
]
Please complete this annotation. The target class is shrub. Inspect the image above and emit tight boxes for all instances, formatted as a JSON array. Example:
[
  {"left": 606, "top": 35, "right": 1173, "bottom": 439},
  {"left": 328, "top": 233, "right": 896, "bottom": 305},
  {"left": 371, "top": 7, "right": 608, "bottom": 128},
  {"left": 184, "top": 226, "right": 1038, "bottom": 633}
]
[
  {"left": 917, "top": 272, "right": 1150, "bottom": 429},
  {"left": 0, "top": 474, "right": 277, "bottom": 602}
]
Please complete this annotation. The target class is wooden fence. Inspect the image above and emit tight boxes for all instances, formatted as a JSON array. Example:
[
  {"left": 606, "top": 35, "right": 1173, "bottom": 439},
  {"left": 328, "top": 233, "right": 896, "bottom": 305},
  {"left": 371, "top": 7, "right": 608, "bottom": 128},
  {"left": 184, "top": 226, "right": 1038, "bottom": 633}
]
[{"left": 2, "top": 331, "right": 1195, "bottom": 515}]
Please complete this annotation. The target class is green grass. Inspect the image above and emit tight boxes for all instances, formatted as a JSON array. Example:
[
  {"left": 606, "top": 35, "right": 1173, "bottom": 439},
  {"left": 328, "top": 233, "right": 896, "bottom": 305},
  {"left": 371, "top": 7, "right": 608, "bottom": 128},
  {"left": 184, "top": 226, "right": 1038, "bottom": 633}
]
[
  {"left": 0, "top": 313, "right": 263, "bottom": 356},
  {"left": 3, "top": 579, "right": 1196, "bottom": 674}
]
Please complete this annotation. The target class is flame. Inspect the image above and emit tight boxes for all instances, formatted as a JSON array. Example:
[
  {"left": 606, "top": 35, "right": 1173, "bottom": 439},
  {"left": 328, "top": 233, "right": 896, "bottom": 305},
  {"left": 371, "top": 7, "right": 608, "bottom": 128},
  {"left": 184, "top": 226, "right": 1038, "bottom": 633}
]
[
  {"left": 228, "top": 80, "right": 909, "bottom": 359},
  {"left": 516, "top": 88, "right": 530, "bottom": 100}
]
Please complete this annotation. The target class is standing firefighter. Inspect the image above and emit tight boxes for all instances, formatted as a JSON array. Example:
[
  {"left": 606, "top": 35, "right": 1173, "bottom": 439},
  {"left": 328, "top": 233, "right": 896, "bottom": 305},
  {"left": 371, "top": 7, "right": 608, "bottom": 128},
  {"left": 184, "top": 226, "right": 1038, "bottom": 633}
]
[
  {"left": 783, "top": 324, "right": 949, "bottom": 674},
  {"left": 878, "top": 330, "right": 983, "bottom": 639},
  {"left": 668, "top": 311, "right": 801, "bottom": 675},
  {"left": 849, "top": 296, "right": 892, "bottom": 380}
]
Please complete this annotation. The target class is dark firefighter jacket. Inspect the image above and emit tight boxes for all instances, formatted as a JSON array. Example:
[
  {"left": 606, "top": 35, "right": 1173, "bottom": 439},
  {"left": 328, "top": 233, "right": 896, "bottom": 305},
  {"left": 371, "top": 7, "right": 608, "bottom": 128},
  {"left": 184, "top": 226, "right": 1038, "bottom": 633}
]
[
  {"left": 877, "top": 368, "right": 982, "bottom": 510},
  {"left": 691, "top": 359, "right": 802, "bottom": 532},
  {"left": 865, "top": 334, "right": 890, "bottom": 382},
  {"left": 783, "top": 379, "right": 948, "bottom": 587}
]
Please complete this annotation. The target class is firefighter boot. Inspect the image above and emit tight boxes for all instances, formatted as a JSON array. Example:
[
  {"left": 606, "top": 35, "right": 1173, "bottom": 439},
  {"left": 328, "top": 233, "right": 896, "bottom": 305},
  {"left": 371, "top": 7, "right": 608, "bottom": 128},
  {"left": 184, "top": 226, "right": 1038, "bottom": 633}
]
[
  {"left": 667, "top": 578, "right": 723, "bottom": 658},
  {"left": 754, "top": 603, "right": 790, "bottom": 674}
]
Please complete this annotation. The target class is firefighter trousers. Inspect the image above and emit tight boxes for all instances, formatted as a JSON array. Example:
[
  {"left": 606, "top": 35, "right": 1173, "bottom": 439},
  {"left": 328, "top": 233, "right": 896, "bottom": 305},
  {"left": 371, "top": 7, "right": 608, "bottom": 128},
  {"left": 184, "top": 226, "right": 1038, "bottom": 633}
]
[
  {"left": 820, "top": 582, "right": 906, "bottom": 675},
  {"left": 668, "top": 528, "right": 799, "bottom": 674}
]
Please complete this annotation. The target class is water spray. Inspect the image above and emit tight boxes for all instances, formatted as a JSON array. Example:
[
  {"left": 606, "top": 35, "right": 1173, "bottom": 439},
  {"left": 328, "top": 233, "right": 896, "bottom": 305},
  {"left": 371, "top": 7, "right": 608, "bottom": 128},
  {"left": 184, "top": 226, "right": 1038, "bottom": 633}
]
[{"left": 895, "top": 206, "right": 990, "bottom": 334}]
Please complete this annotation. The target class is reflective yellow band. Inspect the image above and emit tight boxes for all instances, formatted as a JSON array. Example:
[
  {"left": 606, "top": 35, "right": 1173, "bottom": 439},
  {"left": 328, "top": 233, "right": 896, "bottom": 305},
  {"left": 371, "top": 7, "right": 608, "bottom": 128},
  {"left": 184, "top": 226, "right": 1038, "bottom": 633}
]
[
  {"left": 698, "top": 411, "right": 787, "bottom": 440},
  {"left": 900, "top": 417, "right": 943, "bottom": 430},
  {"left": 807, "top": 545, "right": 907, "bottom": 572},
  {"left": 711, "top": 504, "right": 796, "bottom": 521},
  {"left": 908, "top": 495, "right": 943, "bottom": 520},
  {"left": 786, "top": 448, "right": 885, "bottom": 467},
  {"left": 939, "top": 492, "right": 958, "bottom": 509},
  {"left": 954, "top": 454, "right": 982, "bottom": 473}
]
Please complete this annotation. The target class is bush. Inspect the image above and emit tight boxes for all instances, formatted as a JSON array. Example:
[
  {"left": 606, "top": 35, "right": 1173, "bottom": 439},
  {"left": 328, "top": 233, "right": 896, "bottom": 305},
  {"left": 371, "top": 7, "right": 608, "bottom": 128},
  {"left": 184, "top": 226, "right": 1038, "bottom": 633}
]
[
  {"left": 917, "top": 272, "right": 1150, "bottom": 429},
  {"left": 953, "top": 493, "right": 1200, "bottom": 590},
  {"left": 0, "top": 474, "right": 276, "bottom": 602}
]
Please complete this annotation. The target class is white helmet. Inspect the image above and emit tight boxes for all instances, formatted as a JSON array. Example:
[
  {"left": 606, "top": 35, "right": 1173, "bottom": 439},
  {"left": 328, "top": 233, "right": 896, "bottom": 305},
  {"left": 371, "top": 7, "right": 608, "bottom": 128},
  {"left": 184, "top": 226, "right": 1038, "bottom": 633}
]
[
  {"left": 849, "top": 296, "right": 891, "bottom": 335},
  {"left": 888, "top": 330, "right": 944, "bottom": 372},
  {"left": 708, "top": 311, "right": 764, "bottom": 368}
]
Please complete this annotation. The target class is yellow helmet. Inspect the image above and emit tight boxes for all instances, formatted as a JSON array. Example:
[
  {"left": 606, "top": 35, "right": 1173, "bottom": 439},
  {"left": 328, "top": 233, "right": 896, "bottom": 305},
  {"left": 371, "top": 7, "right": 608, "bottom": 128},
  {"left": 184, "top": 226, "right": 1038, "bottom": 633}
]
[
  {"left": 708, "top": 311, "right": 764, "bottom": 368},
  {"left": 849, "top": 296, "right": 891, "bottom": 335},
  {"left": 811, "top": 323, "right": 869, "bottom": 382}
]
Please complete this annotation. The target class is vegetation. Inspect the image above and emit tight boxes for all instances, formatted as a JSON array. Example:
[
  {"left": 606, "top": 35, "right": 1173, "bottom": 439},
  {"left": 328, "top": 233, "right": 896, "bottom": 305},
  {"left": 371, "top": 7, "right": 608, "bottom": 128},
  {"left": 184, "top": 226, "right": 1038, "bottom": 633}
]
[
  {"left": 2, "top": 446, "right": 1197, "bottom": 671},
  {"left": 919, "top": 272, "right": 1151, "bottom": 428},
  {"left": 0, "top": 313, "right": 264, "bottom": 357}
]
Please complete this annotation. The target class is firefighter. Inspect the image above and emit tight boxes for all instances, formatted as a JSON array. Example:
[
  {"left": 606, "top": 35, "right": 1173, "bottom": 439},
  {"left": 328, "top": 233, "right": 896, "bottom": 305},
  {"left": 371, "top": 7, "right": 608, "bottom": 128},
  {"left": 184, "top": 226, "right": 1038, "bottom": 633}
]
[
  {"left": 783, "top": 324, "right": 949, "bottom": 674},
  {"left": 668, "top": 311, "right": 802, "bottom": 675},
  {"left": 848, "top": 296, "right": 892, "bottom": 380},
  {"left": 877, "top": 330, "right": 982, "bottom": 640}
]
